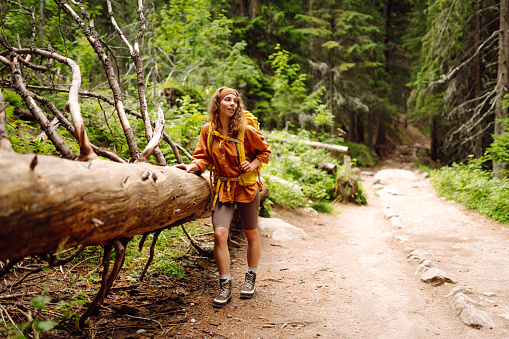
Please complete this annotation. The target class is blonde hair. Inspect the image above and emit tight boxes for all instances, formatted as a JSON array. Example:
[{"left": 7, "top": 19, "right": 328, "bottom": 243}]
[{"left": 208, "top": 86, "right": 245, "bottom": 135}]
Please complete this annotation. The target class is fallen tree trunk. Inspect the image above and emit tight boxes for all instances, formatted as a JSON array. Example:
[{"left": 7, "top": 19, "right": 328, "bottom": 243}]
[
  {"left": 0, "top": 151, "right": 212, "bottom": 260},
  {"left": 265, "top": 134, "right": 348, "bottom": 153}
]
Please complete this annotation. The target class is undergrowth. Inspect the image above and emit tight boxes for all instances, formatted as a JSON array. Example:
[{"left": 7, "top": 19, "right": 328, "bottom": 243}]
[
  {"left": 262, "top": 129, "right": 367, "bottom": 211},
  {"left": 430, "top": 157, "right": 509, "bottom": 223}
]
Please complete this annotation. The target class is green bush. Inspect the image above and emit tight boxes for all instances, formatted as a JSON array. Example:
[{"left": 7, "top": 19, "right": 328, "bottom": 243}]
[
  {"left": 343, "top": 142, "right": 379, "bottom": 167},
  {"left": 485, "top": 117, "right": 509, "bottom": 177},
  {"left": 431, "top": 157, "right": 509, "bottom": 223},
  {"left": 263, "top": 130, "right": 367, "bottom": 209},
  {"left": 310, "top": 200, "right": 338, "bottom": 215}
]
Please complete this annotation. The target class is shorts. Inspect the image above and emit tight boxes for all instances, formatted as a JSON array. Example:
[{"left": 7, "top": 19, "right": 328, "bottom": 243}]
[{"left": 212, "top": 190, "right": 260, "bottom": 230}]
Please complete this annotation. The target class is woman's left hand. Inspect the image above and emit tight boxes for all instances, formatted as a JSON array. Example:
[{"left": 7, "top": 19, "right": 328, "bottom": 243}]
[{"left": 240, "top": 159, "right": 260, "bottom": 172}]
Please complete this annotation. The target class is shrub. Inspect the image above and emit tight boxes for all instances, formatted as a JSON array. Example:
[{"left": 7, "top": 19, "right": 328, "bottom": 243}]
[
  {"left": 431, "top": 157, "right": 509, "bottom": 223},
  {"left": 263, "top": 130, "right": 367, "bottom": 209},
  {"left": 343, "top": 142, "right": 379, "bottom": 167}
]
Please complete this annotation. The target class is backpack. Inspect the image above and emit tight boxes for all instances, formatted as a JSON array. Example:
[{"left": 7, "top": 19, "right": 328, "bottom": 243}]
[{"left": 206, "top": 111, "right": 262, "bottom": 209}]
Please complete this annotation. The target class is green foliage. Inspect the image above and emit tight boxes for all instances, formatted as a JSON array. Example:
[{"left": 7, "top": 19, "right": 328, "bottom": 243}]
[
  {"left": 75, "top": 36, "right": 100, "bottom": 87},
  {"left": 55, "top": 290, "right": 89, "bottom": 325},
  {"left": 485, "top": 118, "right": 509, "bottom": 175},
  {"left": 410, "top": 0, "right": 476, "bottom": 114},
  {"left": 3, "top": 89, "right": 22, "bottom": 106},
  {"left": 263, "top": 172, "right": 306, "bottom": 209},
  {"left": 30, "top": 295, "right": 51, "bottom": 309},
  {"left": 354, "top": 183, "right": 367, "bottom": 205},
  {"left": 310, "top": 200, "right": 338, "bottom": 215},
  {"left": 267, "top": 45, "right": 329, "bottom": 130},
  {"left": 154, "top": 0, "right": 263, "bottom": 96},
  {"left": 123, "top": 222, "right": 208, "bottom": 279},
  {"left": 157, "top": 262, "right": 187, "bottom": 278},
  {"left": 163, "top": 96, "right": 207, "bottom": 164},
  {"left": 431, "top": 157, "right": 509, "bottom": 223},
  {"left": 343, "top": 142, "right": 379, "bottom": 167},
  {"left": 0, "top": 295, "right": 57, "bottom": 338},
  {"left": 263, "top": 130, "right": 367, "bottom": 208},
  {"left": 7, "top": 121, "right": 59, "bottom": 155},
  {"left": 79, "top": 98, "right": 131, "bottom": 159}
]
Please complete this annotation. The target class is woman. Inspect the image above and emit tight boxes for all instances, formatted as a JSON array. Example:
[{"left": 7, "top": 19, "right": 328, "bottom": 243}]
[{"left": 176, "top": 87, "right": 271, "bottom": 307}]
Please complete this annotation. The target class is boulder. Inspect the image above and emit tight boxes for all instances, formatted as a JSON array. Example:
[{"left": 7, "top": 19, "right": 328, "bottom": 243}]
[{"left": 258, "top": 217, "right": 309, "bottom": 242}]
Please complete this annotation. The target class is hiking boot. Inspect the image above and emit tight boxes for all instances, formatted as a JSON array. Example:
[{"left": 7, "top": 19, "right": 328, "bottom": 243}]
[
  {"left": 240, "top": 271, "right": 256, "bottom": 299},
  {"left": 213, "top": 278, "right": 232, "bottom": 308}
]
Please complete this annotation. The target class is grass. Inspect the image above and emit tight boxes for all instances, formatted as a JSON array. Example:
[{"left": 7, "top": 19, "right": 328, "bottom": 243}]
[
  {"left": 430, "top": 158, "right": 509, "bottom": 224},
  {"left": 310, "top": 201, "right": 339, "bottom": 215}
]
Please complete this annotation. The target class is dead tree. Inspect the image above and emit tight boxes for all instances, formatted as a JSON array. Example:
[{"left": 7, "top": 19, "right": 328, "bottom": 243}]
[{"left": 0, "top": 0, "right": 212, "bottom": 328}]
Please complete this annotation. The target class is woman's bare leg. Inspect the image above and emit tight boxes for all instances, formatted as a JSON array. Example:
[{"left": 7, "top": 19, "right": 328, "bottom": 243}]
[
  {"left": 214, "top": 226, "right": 230, "bottom": 275},
  {"left": 243, "top": 228, "right": 260, "bottom": 269}
]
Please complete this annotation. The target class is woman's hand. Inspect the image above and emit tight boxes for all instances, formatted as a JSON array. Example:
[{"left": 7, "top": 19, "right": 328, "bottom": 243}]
[
  {"left": 175, "top": 163, "right": 200, "bottom": 173},
  {"left": 240, "top": 158, "right": 261, "bottom": 172}
]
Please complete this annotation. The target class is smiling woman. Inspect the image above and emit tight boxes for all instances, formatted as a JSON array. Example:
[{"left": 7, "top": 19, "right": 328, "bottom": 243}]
[{"left": 175, "top": 86, "right": 271, "bottom": 308}]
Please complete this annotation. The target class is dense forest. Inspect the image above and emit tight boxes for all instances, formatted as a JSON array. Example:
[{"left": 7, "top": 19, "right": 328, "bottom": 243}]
[
  {"left": 0, "top": 0, "right": 507, "bottom": 170},
  {"left": 0, "top": 1, "right": 508, "bottom": 335}
]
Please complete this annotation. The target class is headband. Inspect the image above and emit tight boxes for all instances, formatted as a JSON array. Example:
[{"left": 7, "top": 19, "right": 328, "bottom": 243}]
[{"left": 218, "top": 87, "right": 238, "bottom": 102}]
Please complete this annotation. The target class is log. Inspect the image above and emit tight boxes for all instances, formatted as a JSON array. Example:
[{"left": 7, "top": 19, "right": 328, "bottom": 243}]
[
  {"left": 0, "top": 151, "right": 212, "bottom": 260},
  {"left": 316, "top": 162, "right": 337, "bottom": 174},
  {"left": 266, "top": 134, "right": 348, "bottom": 153},
  {"left": 13, "top": 107, "right": 36, "bottom": 122}
]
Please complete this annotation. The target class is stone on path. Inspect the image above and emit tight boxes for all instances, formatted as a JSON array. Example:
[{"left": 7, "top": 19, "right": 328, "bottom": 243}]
[
  {"left": 450, "top": 293, "right": 485, "bottom": 316},
  {"left": 258, "top": 217, "right": 309, "bottom": 242},
  {"left": 420, "top": 267, "right": 458, "bottom": 285},
  {"left": 447, "top": 286, "right": 474, "bottom": 298},
  {"left": 390, "top": 216, "right": 404, "bottom": 229},
  {"left": 415, "top": 259, "right": 438, "bottom": 275},
  {"left": 460, "top": 304, "right": 495, "bottom": 329},
  {"left": 407, "top": 249, "right": 432, "bottom": 261},
  {"left": 382, "top": 206, "right": 398, "bottom": 219}
]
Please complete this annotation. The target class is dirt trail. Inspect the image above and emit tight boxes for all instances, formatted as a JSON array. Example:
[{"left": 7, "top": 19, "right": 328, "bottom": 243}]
[{"left": 168, "top": 157, "right": 509, "bottom": 338}]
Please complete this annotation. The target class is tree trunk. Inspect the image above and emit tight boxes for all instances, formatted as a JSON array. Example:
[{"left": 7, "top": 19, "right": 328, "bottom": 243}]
[
  {"left": 494, "top": 0, "right": 509, "bottom": 173},
  {"left": 251, "top": 0, "right": 259, "bottom": 19},
  {"left": 348, "top": 110, "right": 356, "bottom": 142},
  {"left": 356, "top": 112, "right": 365, "bottom": 143},
  {"left": 367, "top": 112, "right": 373, "bottom": 151},
  {"left": 0, "top": 92, "right": 12, "bottom": 152},
  {"left": 473, "top": 0, "right": 482, "bottom": 158},
  {"left": 0, "top": 151, "right": 213, "bottom": 260},
  {"left": 430, "top": 116, "right": 438, "bottom": 161},
  {"left": 39, "top": 0, "right": 44, "bottom": 48},
  {"left": 240, "top": 0, "right": 249, "bottom": 17}
]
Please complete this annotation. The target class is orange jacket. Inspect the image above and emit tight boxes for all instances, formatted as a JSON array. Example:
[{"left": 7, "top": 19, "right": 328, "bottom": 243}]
[{"left": 192, "top": 123, "right": 271, "bottom": 203}]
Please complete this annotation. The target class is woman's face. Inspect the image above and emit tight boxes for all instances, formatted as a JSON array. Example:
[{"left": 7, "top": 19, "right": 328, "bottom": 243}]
[{"left": 218, "top": 94, "right": 239, "bottom": 119}]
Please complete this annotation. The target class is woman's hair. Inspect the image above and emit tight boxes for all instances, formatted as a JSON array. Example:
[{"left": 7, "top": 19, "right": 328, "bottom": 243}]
[{"left": 208, "top": 86, "right": 245, "bottom": 135}]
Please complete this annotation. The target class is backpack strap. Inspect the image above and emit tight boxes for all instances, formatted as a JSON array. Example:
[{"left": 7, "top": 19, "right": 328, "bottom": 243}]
[
  {"left": 236, "top": 126, "right": 245, "bottom": 164},
  {"left": 207, "top": 122, "right": 216, "bottom": 158}
]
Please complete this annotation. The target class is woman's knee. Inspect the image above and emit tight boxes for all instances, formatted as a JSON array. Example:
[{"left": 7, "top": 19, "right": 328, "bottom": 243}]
[
  {"left": 214, "top": 226, "right": 229, "bottom": 243},
  {"left": 243, "top": 229, "right": 260, "bottom": 242}
]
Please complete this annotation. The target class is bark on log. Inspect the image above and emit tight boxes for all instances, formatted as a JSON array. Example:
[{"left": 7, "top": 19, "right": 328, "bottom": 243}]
[
  {"left": 13, "top": 107, "right": 36, "bottom": 121},
  {"left": 0, "top": 151, "right": 212, "bottom": 260}
]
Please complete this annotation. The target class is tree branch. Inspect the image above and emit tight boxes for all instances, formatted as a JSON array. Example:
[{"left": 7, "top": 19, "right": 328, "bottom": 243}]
[
  {"left": 54, "top": 0, "right": 140, "bottom": 162},
  {"left": 106, "top": 0, "right": 166, "bottom": 165},
  {"left": 8, "top": 56, "right": 75, "bottom": 159},
  {"left": 0, "top": 90, "right": 13, "bottom": 152}
]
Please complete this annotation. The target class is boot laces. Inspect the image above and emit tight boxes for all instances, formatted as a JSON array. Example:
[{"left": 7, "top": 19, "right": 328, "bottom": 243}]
[
  {"left": 244, "top": 272, "right": 255, "bottom": 289},
  {"left": 219, "top": 280, "right": 230, "bottom": 297}
]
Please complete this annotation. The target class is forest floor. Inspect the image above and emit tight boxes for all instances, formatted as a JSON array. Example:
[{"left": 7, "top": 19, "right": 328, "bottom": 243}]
[{"left": 75, "top": 141, "right": 509, "bottom": 338}]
